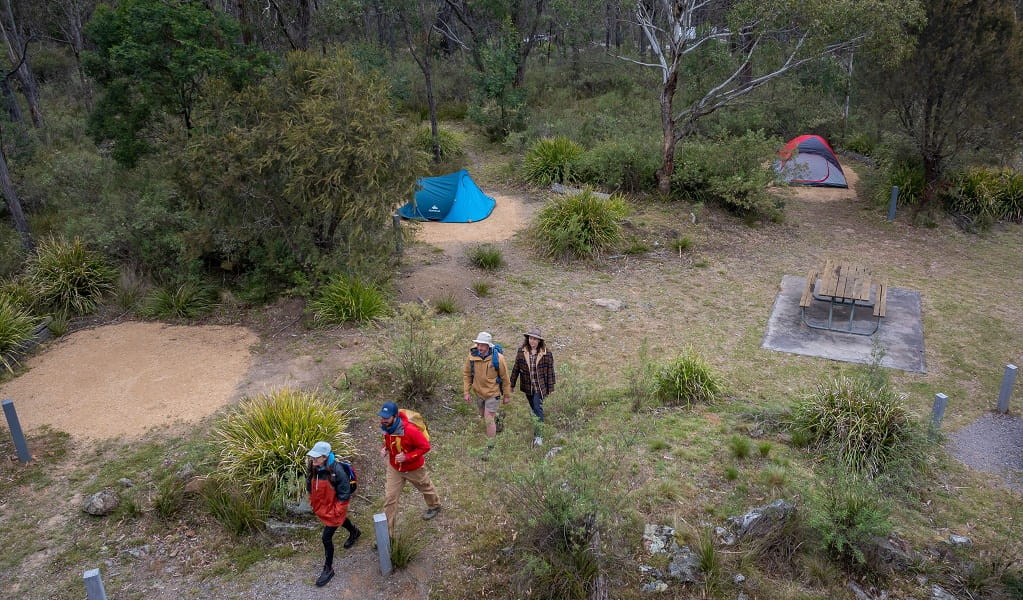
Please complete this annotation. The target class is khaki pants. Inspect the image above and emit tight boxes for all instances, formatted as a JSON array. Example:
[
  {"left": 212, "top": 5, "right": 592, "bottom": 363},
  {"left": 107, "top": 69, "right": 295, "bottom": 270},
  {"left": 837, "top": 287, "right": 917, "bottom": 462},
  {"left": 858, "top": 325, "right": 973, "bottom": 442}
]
[{"left": 383, "top": 462, "right": 440, "bottom": 531}]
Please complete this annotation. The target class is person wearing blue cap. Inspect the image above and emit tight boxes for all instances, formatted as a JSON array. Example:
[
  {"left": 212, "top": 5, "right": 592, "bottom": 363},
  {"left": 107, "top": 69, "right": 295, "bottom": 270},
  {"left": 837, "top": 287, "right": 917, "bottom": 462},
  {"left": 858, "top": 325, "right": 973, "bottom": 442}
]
[
  {"left": 379, "top": 401, "right": 441, "bottom": 531},
  {"left": 306, "top": 441, "right": 361, "bottom": 587}
]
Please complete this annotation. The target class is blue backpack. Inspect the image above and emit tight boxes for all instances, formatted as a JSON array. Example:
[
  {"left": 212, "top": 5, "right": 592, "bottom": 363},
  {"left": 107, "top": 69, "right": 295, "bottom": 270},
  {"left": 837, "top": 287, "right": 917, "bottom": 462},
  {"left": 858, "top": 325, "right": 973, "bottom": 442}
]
[{"left": 472, "top": 343, "right": 504, "bottom": 384}]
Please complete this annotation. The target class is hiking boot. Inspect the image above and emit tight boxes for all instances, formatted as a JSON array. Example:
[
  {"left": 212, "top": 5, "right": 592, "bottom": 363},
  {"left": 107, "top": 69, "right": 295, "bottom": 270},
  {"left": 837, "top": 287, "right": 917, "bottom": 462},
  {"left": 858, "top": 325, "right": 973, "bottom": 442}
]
[
  {"left": 533, "top": 436, "right": 543, "bottom": 447},
  {"left": 422, "top": 506, "right": 441, "bottom": 520},
  {"left": 343, "top": 527, "right": 361, "bottom": 549},
  {"left": 315, "top": 566, "right": 334, "bottom": 587}
]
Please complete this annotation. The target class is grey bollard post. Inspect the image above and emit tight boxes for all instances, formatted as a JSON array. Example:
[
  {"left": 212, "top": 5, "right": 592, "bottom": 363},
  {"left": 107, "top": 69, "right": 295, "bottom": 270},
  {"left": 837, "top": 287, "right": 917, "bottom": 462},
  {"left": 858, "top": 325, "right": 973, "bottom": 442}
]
[
  {"left": 887, "top": 186, "right": 899, "bottom": 221},
  {"left": 374, "top": 512, "right": 392, "bottom": 576},
  {"left": 392, "top": 214, "right": 402, "bottom": 254},
  {"left": 2, "top": 399, "right": 31, "bottom": 463},
  {"left": 997, "top": 364, "right": 1018, "bottom": 414},
  {"left": 83, "top": 568, "right": 108, "bottom": 600},
  {"left": 931, "top": 393, "right": 948, "bottom": 430}
]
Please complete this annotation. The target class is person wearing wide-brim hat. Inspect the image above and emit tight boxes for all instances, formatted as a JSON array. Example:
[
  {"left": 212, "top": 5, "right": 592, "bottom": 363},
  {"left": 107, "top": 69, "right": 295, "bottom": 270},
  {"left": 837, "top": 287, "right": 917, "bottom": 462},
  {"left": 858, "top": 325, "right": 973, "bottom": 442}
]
[{"left": 509, "top": 327, "right": 556, "bottom": 446}]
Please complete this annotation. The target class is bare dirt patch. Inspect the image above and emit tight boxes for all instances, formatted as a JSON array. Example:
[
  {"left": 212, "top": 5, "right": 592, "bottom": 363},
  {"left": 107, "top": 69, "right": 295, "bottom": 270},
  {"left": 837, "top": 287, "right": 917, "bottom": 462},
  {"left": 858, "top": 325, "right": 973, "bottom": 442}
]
[{"left": 0, "top": 321, "right": 258, "bottom": 439}]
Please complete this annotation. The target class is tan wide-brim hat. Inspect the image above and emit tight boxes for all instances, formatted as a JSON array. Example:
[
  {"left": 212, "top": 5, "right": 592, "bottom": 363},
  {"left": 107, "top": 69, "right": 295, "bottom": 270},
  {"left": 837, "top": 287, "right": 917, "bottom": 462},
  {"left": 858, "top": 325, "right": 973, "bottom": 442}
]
[{"left": 523, "top": 327, "right": 544, "bottom": 340}]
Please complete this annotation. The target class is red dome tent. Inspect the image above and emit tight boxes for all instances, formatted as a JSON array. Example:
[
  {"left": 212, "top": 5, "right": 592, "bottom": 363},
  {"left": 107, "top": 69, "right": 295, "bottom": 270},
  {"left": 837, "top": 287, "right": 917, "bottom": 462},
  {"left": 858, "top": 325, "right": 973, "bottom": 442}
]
[{"left": 773, "top": 135, "right": 848, "bottom": 188}]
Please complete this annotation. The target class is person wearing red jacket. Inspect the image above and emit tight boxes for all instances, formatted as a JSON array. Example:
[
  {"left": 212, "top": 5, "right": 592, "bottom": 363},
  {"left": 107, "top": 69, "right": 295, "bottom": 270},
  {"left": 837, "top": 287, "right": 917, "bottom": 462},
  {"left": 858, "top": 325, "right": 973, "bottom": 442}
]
[{"left": 379, "top": 401, "right": 441, "bottom": 531}]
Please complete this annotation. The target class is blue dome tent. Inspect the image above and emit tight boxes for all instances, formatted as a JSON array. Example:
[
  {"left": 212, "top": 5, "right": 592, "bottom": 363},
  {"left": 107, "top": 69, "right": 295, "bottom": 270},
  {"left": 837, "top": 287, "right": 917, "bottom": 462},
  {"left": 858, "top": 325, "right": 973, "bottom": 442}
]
[{"left": 397, "top": 170, "right": 497, "bottom": 222}]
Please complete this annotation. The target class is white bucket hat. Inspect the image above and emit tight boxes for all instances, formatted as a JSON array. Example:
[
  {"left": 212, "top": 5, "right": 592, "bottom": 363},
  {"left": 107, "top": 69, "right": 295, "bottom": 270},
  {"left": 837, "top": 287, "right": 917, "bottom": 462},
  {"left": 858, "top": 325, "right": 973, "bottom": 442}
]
[{"left": 472, "top": 331, "right": 494, "bottom": 347}]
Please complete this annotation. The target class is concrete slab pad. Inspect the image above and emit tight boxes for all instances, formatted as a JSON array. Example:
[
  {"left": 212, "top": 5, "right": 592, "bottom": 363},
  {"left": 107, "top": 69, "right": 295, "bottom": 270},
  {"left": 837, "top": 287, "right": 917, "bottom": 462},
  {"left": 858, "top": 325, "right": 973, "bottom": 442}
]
[{"left": 761, "top": 275, "right": 926, "bottom": 373}]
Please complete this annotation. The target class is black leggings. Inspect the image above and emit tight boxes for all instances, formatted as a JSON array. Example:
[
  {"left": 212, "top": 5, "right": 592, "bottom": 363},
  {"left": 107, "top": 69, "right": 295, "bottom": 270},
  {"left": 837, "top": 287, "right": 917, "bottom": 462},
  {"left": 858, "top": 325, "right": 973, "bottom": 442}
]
[{"left": 322, "top": 518, "right": 356, "bottom": 567}]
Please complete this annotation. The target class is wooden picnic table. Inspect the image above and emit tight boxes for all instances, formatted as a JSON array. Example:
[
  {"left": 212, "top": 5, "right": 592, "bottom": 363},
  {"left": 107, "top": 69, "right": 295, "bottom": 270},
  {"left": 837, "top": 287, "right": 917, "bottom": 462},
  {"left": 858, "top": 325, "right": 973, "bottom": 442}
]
[{"left": 799, "top": 259, "right": 887, "bottom": 335}]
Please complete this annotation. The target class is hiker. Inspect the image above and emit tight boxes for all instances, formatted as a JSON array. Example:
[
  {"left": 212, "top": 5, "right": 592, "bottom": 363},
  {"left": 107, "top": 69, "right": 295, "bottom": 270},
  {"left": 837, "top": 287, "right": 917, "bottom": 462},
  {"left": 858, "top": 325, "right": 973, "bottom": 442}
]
[
  {"left": 509, "top": 326, "right": 556, "bottom": 446},
  {"left": 306, "top": 441, "right": 361, "bottom": 588},
  {"left": 463, "top": 331, "right": 512, "bottom": 443},
  {"left": 379, "top": 401, "right": 441, "bottom": 531}
]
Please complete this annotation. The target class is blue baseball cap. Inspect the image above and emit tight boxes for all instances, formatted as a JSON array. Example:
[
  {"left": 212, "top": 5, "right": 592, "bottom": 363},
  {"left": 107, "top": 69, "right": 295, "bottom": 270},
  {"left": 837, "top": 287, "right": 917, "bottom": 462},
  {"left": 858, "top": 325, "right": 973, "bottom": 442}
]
[{"left": 378, "top": 401, "right": 398, "bottom": 418}]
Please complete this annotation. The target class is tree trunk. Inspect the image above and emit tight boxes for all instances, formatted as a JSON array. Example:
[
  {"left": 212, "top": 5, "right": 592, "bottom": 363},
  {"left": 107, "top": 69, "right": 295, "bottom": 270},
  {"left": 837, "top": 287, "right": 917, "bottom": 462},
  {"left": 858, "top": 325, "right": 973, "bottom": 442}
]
[
  {"left": 0, "top": 137, "right": 33, "bottom": 253},
  {"left": 0, "top": 0, "right": 42, "bottom": 129},
  {"left": 236, "top": 0, "right": 252, "bottom": 45},
  {"left": 0, "top": 75, "right": 21, "bottom": 122},
  {"left": 655, "top": 71, "right": 679, "bottom": 196},
  {"left": 425, "top": 56, "right": 440, "bottom": 162}
]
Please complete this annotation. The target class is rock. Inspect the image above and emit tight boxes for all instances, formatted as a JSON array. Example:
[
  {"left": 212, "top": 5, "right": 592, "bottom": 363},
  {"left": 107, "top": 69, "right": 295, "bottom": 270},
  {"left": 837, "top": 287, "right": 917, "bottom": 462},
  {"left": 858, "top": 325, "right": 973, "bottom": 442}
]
[
  {"left": 727, "top": 499, "right": 796, "bottom": 539},
  {"left": 592, "top": 298, "right": 624, "bottom": 311},
  {"left": 733, "top": 574, "right": 746, "bottom": 585},
  {"left": 643, "top": 524, "right": 679, "bottom": 554},
  {"left": 861, "top": 535, "right": 918, "bottom": 573},
  {"left": 948, "top": 534, "right": 972, "bottom": 546},
  {"left": 736, "top": 593, "right": 749, "bottom": 600},
  {"left": 82, "top": 489, "right": 120, "bottom": 516},
  {"left": 931, "top": 584, "right": 958, "bottom": 600},
  {"left": 667, "top": 546, "right": 701, "bottom": 583},
  {"left": 183, "top": 477, "right": 204, "bottom": 494},
  {"left": 285, "top": 499, "right": 313, "bottom": 516},
  {"left": 122, "top": 545, "right": 151, "bottom": 559},
  {"left": 715, "top": 526, "right": 736, "bottom": 546},
  {"left": 265, "top": 519, "right": 316, "bottom": 536},
  {"left": 639, "top": 565, "right": 664, "bottom": 579},
  {"left": 641, "top": 581, "right": 668, "bottom": 593},
  {"left": 176, "top": 463, "right": 195, "bottom": 479},
  {"left": 117, "top": 478, "right": 134, "bottom": 488},
  {"left": 545, "top": 446, "right": 563, "bottom": 459},
  {"left": 847, "top": 581, "right": 871, "bottom": 600}
]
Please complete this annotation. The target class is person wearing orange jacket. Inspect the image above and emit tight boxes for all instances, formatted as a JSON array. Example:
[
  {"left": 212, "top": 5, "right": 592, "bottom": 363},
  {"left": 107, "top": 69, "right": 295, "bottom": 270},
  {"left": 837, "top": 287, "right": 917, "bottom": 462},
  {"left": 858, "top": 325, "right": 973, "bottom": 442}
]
[
  {"left": 306, "top": 441, "right": 361, "bottom": 587},
  {"left": 379, "top": 401, "right": 441, "bottom": 531}
]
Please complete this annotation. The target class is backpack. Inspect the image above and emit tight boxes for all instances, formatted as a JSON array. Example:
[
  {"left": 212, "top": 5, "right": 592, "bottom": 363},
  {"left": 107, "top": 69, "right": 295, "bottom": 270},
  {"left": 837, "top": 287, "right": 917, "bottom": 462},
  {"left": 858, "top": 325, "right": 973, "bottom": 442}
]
[
  {"left": 333, "top": 460, "right": 357, "bottom": 494},
  {"left": 471, "top": 343, "right": 504, "bottom": 385},
  {"left": 399, "top": 408, "right": 430, "bottom": 441}
]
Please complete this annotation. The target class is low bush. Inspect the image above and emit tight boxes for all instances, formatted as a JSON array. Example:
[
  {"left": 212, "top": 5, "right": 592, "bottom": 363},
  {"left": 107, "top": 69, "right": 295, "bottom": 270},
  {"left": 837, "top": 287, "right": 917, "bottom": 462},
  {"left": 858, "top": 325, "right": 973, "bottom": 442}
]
[
  {"left": 201, "top": 475, "right": 273, "bottom": 535},
  {"left": 153, "top": 476, "right": 188, "bottom": 519},
  {"left": 383, "top": 303, "right": 451, "bottom": 406},
  {"left": 728, "top": 435, "right": 752, "bottom": 459},
  {"left": 789, "top": 377, "right": 928, "bottom": 477},
  {"left": 532, "top": 190, "right": 627, "bottom": 260},
  {"left": 573, "top": 137, "right": 659, "bottom": 192},
  {"left": 942, "top": 167, "right": 1023, "bottom": 229},
  {"left": 433, "top": 294, "right": 458, "bottom": 315},
  {"left": 390, "top": 524, "right": 427, "bottom": 569},
  {"left": 211, "top": 388, "right": 355, "bottom": 496},
  {"left": 312, "top": 275, "right": 388, "bottom": 325},
  {"left": 140, "top": 282, "right": 217, "bottom": 320},
  {"left": 653, "top": 348, "right": 723, "bottom": 408},
  {"left": 0, "top": 295, "right": 37, "bottom": 372},
  {"left": 805, "top": 470, "right": 892, "bottom": 565},
  {"left": 26, "top": 236, "right": 116, "bottom": 315},
  {"left": 523, "top": 136, "right": 583, "bottom": 186},
  {"left": 414, "top": 126, "right": 466, "bottom": 159},
  {"left": 672, "top": 131, "right": 782, "bottom": 218},
  {"left": 466, "top": 243, "right": 505, "bottom": 271},
  {"left": 471, "top": 280, "right": 492, "bottom": 297}
]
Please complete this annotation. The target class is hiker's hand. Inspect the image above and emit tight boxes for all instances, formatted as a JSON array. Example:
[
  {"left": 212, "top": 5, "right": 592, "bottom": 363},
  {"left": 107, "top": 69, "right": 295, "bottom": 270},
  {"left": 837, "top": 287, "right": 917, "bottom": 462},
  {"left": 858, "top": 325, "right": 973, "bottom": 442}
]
[
  {"left": 464, "top": 393, "right": 471, "bottom": 403},
  {"left": 395, "top": 452, "right": 406, "bottom": 463},
  {"left": 380, "top": 447, "right": 387, "bottom": 458}
]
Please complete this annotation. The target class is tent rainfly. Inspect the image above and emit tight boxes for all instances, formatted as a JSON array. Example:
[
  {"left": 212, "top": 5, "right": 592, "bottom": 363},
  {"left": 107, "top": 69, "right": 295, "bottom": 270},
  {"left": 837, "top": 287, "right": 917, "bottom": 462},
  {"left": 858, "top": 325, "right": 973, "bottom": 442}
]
[
  {"left": 397, "top": 170, "right": 496, "bottom": 222},
  {"left": 773, "top": 135, "right": 848, "bottom": 188}
]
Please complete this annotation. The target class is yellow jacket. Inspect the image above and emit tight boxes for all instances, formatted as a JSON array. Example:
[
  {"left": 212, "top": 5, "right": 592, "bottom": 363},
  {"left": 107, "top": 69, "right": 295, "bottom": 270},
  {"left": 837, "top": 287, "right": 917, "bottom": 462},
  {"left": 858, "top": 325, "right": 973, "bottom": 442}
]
[{"left": 463, "top": 348, "right": 512, "bottom": 399}]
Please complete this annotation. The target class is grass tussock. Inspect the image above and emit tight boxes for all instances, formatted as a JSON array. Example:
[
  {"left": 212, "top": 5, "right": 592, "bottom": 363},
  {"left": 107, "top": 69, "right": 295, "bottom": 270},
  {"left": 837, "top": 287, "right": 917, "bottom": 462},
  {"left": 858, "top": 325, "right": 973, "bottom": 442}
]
[
  {"left": 466, "top": 243, "right": 505, "bottom": 271},
  {"left": 523, "top": 136, "right": 583, "bottom": 186},
  {"left": 26, "top": 236, "right": 117, "bottom": 315},
  {"left": 653, "top": 347, "right": 724, "bottom": 408},
  {"left": 312, "top": 275, "right": 388, "bottom": 325},
  {"left": 532, "top": 190, "right": 627, "bottom": 260},
  {"left": 140, "top": 282, "right": 217, "bottom": 319},
  {"left": 0, "top": 295, "right": 37, "bottom": 373}
]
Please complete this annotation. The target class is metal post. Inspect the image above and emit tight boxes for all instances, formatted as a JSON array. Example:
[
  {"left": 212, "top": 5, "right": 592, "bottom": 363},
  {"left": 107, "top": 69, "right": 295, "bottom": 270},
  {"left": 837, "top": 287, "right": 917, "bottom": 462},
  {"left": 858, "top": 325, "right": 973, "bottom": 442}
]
[
  {"left": 374, "top": 513, "right": 392, "bottom": 576},
  {"left": 887, "top": 186, "right": 899, "bottom": 221},
  {"left": 931, "top": 393, "right": 948, "bottom": 430},
  {"left": 392, "top": 214, "right": 402, "bottom": 254},
  {"left": 2, "top": 399, "right": 31, "bottom": 463},
  {"left": 997, "top": 364, "right": 1018, "bottom": 414},
  {"left": 83, "top": 568, "right": 107, "bottom": 600}
]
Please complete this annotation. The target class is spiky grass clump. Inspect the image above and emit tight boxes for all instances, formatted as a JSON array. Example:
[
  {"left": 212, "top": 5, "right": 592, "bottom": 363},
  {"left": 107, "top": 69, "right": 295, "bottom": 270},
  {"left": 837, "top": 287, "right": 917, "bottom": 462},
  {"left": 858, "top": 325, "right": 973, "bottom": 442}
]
[
  {"left": 471, "top": 280, "right": 492, "bottom": 297},
  {"left": 390, "top": 524, "right": 427, "bottom": 569},
  {"left": 200, "top": 476, "right": 274, "bottom": 535},
  {"left": 140, "top": 282, "right": 217, "bottom": 319},
  {"left": 414, "top": 126, "right": 466, "bottom": 159},
  {"left": 211, "top": 388, "right": 355, "bottom": 495},
  {"left": 26, "top": 236, "right": 116, "bottom": 315},
  {"left": 653, "top": 348, "right": 723, "bottom": 408},
  {"left": 790, "top": 377, "right": 927, "bottom": 477},
  {"left": 532, "top": 190, "right": 627, "bottom": 260},
  {"left": 312, "top": 275, "right": 388, "bottom": 325},
  {"left": 433, "top": 293, "right": 458, "bottom": 314},
  {"left": 466, "top": 243, "right": 505, "bottom": 271},
  {"left": 728, "top": 435, "right": 752, "bottom": 459},
  {"left": 0, "top": 295, "right": 37, "bottom": 372},
  {"left": 523, "top": 136, "right": 583, "bottom": 185}
]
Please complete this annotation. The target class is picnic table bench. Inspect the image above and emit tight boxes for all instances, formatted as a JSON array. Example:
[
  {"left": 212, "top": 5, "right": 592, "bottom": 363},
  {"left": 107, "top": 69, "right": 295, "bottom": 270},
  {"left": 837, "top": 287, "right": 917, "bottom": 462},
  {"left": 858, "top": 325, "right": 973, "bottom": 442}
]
[{"left": 799, "top": 259, "right": 887, "bottom": 335}]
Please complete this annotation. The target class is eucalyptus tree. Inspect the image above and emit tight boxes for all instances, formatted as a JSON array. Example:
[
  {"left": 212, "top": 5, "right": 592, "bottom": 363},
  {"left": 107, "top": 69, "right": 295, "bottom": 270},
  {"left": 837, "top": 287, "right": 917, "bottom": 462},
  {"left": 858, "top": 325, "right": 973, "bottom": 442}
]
[
  {"left": 0, "top": 0, "right": 44, "bottom": 128},
  {"left": 622, "top": 0, "right": 923, "bottom": 195}
]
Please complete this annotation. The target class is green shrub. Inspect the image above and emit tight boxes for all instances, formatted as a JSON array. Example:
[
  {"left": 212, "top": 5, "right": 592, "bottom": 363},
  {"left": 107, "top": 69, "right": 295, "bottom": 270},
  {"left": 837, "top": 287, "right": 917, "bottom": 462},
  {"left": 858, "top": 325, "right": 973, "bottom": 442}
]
[
  {"left": 672, "top": 131, "right": 781, "bottom": 218},
  {"left": 140, "top": 282, "right": 217, "bottom": 319},
  {"left": 671, "top": 236, "right": 693, "bottom": 253},
  {"left": 532, "top": 190, "right": 627, "bottom": 260},
  {"left": 211, "top": 388, "right": 355, "bottom": 495},
  {"left": 471, "top": 280, "right": 492, "bottom": 298},
  {"left": 201, "top": 475, "right": 273, "bottom": 535},
  {"left": 466, "top": 243, "right": 505, "bottom": 271},
  {"left": 573, "top": 137, "right": 659, "bottom": 192},
  {"left": 433, "top": 293, "right": 458, "bottom": 315},
  {"left": 390, "top": 524, "right": 427, "bottom": 569},
  {"left": 0, "top": 295, "right": 37, "bottom": 373},
  {"left": 885, "top": 161, "right": 926, "bottom": 208},
  {"left": 757, "top": 441, "right": 773, "bottom": 458},
  {"left": 761, "top": 464, "right": 788, "bottom": 489},
  {"left": 312, "top": 275, "right": 388, "bottom": 325},
  {"left": 942, "top": 167, "right": 1023, "bottom": 228},
  {"left": 728, "top": 435, "right": 752, "bottom": 459},
  {"left": 790, "top": 377, "right": 927, "bottom": 477},
  {"left": 414, "top": 126, "right": 466, "bottom": 159},
  {"left": 843, "top": 132, "right": 877, "bottom": 156},
  {"left": 653, "top": 348, "right": 723, "bottom": 407},
  {"left": 724, "top": 466, "right": 739, "bottom": 480},
  {"left": 523, "top": 136, "right": 583, "bottom": 185},
  {"left": 115, "top": 268, "right": 149, "bottom": 311},
  {"left": 26, "top": 236, "right": 116, "bottom": 315},
  {"left": 806, "top": 471, "right": 892, "bottom": 565},
  {"left": 384, "top": 303, "right": 450, "bottom": 405},
  {"left": 153, "top": 476, "right": 187, "bottom": 519}
]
